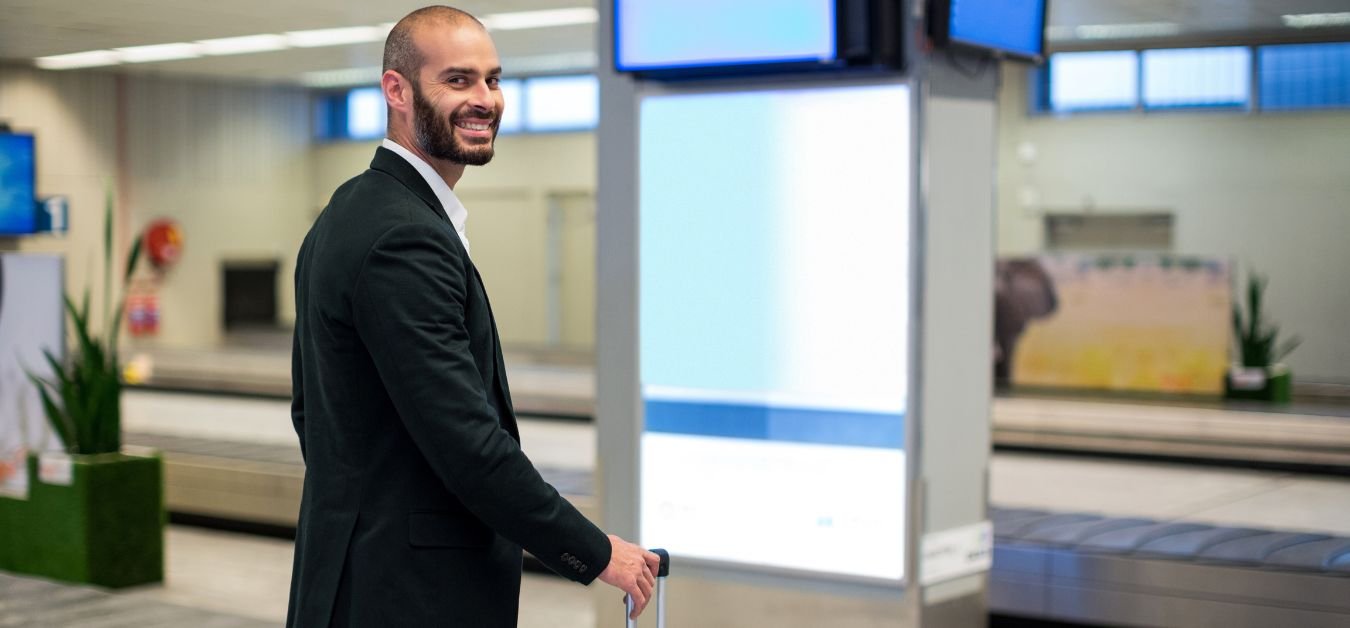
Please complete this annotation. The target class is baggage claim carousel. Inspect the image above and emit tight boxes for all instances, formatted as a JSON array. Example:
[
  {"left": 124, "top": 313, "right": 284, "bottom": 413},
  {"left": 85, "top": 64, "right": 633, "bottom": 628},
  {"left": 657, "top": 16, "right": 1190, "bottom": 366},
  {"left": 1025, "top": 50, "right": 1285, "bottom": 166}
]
[{"left": 123, "top": 347, "right": 1350, "bottom": 627}]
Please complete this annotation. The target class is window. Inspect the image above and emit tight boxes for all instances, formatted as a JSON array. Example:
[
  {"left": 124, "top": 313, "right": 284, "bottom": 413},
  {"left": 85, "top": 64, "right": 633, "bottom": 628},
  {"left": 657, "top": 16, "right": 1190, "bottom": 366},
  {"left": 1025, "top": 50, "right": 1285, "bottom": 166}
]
[
  {"left": 1038, "top": 42, "right": 1350, "bottom": 115},
  {"left": 315, "top": 74, "right": 599, "bottom": 141},
  {"left": 1049, "top": 50, "right": 1139, "bottom": 112},
  {"left": 1142, "top": 47, "right": 1250, "bottom": 109},
  {"left": 1259, "top": 42, "right": 1350, "bottom": 111},
  {"left": 498, "top": 79, "right": 524, "bottom": 133},
  {"left": 524, "top": 75, "right": 600, "bottom": 132},
  {"left": 346, "top": 87, "right": 386, "bottom": 139}
]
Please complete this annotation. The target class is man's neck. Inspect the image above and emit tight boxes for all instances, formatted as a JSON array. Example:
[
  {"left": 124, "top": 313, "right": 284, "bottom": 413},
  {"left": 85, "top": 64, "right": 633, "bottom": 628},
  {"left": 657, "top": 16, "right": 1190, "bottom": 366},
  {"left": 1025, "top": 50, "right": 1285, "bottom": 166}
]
[{"left": 385, "top": 131, "right": 465, "bottom": 189}]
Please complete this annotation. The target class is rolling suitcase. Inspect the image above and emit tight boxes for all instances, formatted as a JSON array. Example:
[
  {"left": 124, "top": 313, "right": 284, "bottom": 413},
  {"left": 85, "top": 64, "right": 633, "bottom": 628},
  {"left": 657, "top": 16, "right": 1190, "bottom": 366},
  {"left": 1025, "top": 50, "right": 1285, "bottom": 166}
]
[{"left": 625, "top": 548, "right": 670, "bottom": 628}]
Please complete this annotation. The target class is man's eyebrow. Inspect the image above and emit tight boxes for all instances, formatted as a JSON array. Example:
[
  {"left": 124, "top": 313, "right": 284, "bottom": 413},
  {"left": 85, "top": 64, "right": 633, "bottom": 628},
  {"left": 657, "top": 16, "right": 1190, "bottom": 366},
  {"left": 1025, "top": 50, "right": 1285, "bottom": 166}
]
[
  {"left": 438, "top": 66, "right": 479, "bottom": 77},
  {"left": 436, "top": 66, "right": 504, "bottom": 78}
]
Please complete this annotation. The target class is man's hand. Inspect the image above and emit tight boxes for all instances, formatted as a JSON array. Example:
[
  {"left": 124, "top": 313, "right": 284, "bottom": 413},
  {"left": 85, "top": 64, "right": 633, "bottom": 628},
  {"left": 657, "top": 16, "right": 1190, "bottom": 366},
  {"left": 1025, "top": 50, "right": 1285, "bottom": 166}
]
[{"left": 597, "top": 535, "right": 661, "bottom": 620}]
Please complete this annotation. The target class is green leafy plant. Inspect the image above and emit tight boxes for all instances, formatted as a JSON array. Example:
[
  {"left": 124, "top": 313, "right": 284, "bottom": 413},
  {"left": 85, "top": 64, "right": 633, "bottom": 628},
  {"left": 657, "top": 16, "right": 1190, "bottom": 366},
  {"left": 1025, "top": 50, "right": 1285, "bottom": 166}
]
[
  {"left": 27, "top": 185, "right": 143, "bottom": 455},
  {"left": 1232, "top": 272, "right": 1300, "bottom": 369}
]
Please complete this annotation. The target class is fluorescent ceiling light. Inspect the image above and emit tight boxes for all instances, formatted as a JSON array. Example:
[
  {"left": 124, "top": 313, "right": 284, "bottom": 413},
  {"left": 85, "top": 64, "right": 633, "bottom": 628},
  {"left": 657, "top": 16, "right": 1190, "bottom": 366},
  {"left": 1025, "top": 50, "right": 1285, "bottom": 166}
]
[
  {"left": 480, "top": 7, "right": 598, "bottom": 31},
  {"left": 35, "top": 50, "right": 120, "bottom": 70},
  {"left": 501, "top": 51, "right": 598, "bottom": 75},
  {"left": 1074, "top": 22, "right": 1182, "bottom": 40},
  {"left": 286, "top": 26, "right": 385, "bottom": 48},
  {"left": 198, "top": 34, "right": 289, "bottom": 56},
  {"left": 116, "top": 42, "right": 203, "bottom": 63},
  {"left": 1282, "top": 12, "right": 1350, "bottom": 28},
  {"left": 36, "top": 11, "right": 590, "bottom": 72},
  {"left": 302, "top": 66, "right": 383, "bottom": 88}
]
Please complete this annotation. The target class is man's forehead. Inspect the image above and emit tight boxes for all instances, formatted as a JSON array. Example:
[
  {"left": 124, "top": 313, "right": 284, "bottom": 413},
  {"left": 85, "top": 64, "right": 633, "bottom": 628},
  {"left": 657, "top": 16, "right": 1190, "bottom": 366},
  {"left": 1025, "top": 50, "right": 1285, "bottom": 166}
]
[{"left": 412, "top": 20, "right": 499, "bottom": 68}]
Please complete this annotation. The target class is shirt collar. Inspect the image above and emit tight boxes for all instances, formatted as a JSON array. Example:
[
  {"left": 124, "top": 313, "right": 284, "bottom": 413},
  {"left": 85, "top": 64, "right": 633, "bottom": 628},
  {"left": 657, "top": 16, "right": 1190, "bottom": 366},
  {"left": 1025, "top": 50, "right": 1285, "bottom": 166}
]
[{"left": 381, "top": 138, "right": 469, "bottom": 239}]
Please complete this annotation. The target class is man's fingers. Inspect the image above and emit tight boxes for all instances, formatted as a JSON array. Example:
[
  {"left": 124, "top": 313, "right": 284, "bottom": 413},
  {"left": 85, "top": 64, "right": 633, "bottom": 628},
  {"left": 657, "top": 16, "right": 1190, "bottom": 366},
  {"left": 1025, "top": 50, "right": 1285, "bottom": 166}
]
[
  {"left": 627, "top": 586, "right": 647, "bottom": 619},
  {"left": 624, "top": 593, "right": 645, "bottom": 620},
  {"left": 637, "top": 572, "right": 653, "bottom": 602}
]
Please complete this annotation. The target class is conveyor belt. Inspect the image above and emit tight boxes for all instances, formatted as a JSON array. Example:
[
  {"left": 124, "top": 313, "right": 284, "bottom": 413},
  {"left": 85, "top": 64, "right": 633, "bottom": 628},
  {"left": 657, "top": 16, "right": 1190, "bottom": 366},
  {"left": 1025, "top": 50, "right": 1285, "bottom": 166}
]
[
  {"left": 123, "top": 431, "right": 596, "bottom": 528},
  {"left": 989, "top": 506, "right": 1350, "bottom": 627}
]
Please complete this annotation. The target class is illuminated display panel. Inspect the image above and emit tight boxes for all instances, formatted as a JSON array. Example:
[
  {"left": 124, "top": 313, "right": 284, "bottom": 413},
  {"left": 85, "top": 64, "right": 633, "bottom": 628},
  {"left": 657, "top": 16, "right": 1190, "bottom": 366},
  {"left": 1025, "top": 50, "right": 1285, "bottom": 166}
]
[
  {"left": 0, "top": 134, "right": 36, "bottom": 236},
  {"left": 946, "top": 0, "right": 1046, "bottom": 60},
  {"left": 616, "top": 0, "right": 837, "bottom": 72},
  {"left": 639, "top": 83, "right": 911, "bottom": 581}
]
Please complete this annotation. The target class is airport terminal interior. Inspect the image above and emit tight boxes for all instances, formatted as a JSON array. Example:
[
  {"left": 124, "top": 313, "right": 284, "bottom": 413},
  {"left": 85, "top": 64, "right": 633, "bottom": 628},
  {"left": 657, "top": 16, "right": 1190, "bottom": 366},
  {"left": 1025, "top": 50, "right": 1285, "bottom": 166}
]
[{"left": 1, "top": 1, "right": 1349, "bottom": 627}]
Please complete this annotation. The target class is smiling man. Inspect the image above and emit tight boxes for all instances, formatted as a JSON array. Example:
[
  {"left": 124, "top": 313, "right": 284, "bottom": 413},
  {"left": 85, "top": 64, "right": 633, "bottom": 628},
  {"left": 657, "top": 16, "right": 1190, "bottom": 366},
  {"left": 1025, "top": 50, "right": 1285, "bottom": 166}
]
[{"left": 287, "top": 6, "right": 659, "bottom": 627}]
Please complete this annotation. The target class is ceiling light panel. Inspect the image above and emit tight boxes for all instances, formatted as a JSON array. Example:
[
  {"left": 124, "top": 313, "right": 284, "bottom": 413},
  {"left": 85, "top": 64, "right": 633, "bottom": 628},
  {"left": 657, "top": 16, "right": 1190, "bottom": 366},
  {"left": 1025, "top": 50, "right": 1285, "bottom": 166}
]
[
  {"left": 1282, "top": 13, "right": 1350, "bottom": 29},
  {"left": 115, "top": 42, "right": 203, "bottom": 63},
  {"left": 198, "top": 34, "right": 289, "bottom": 56},
  {"left": 285, "top": 26, "right": 385, "bottom": 48},
  {"left": 34, "top": 50, "right": 121, "bottom": 70},
  {"left": 480, "top": 8, "right": 598, "bottom": 31}
]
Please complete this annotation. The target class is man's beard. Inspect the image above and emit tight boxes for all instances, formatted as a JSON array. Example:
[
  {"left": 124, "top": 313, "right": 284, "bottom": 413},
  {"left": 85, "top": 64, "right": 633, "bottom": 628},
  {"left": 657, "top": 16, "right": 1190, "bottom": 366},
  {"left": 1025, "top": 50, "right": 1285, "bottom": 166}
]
[{"left": 412, "top": 83, "right": 497, "bottom": 166}]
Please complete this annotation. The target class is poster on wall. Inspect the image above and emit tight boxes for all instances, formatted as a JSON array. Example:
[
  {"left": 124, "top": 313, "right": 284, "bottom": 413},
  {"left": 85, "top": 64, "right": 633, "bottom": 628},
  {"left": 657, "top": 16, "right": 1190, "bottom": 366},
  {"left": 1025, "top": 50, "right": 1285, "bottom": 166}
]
[
  {"left": 0, "top": 254, "right": 65, "bottom": 499},
  {"left": 997, "top": 254, "right": 1231, "bottom": 395},
  {"left": 639, "top": 83, "right": 912, "bottom": 582}
]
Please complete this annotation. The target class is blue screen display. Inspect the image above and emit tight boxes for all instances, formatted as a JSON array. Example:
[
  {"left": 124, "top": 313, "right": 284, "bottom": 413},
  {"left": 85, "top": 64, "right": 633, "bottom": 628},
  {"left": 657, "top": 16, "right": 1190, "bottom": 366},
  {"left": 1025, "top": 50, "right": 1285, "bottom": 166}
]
[
  {"left": 0, "top": 134, "right": 36, "bottom": 236},
  {"left": 616, "top": 0, "right": 836, "bottom": 72},
  {"left": 949, "top": 0, "right": 1046, "bottom": 59}
]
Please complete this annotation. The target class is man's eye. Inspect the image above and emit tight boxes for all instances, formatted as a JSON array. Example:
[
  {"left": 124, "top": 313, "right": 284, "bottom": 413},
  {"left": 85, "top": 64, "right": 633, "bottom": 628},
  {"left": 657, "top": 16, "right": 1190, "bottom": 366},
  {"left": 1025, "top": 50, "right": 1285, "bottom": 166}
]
[
  {"left": 448, "top": 77, "right": 467, "bottom": 85},
  {"left": 487, "top": 77, "right": 500, "bottom": 88}
]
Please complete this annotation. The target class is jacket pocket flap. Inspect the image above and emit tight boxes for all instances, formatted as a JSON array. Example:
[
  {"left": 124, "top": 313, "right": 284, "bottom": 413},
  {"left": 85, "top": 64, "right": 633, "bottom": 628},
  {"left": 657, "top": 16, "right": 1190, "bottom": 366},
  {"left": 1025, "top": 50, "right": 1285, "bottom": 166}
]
[{"left": 408, "top": 511, "right": 494, "bottom": 548}]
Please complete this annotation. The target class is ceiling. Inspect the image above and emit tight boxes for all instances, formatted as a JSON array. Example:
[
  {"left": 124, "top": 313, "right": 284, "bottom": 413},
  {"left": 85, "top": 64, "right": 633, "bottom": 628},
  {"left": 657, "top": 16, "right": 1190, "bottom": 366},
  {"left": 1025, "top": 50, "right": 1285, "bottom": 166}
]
[{"left": 1, "top": 0, "right": 1348, "bottom": 85}]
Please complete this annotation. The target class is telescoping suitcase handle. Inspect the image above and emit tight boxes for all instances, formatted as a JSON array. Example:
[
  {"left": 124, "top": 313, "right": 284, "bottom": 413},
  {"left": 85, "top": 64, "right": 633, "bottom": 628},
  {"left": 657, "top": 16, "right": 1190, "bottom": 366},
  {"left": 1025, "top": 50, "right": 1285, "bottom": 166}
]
[{"left": 625, "top": 548, "right": 670, "bottom": 628}]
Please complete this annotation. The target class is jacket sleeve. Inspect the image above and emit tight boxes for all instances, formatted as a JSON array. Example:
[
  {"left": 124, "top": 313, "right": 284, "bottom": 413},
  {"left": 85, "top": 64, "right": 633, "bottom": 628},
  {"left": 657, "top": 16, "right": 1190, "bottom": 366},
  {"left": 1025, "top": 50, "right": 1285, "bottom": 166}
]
[
  {"left": 291, "top": 245, "right": 307, "bottom": 462},
  {"left": 350, "top": 221, "right": 611, "bottom": 584},
  {"left": 291, "top": 326, "right": 306, "bottom": 462}
]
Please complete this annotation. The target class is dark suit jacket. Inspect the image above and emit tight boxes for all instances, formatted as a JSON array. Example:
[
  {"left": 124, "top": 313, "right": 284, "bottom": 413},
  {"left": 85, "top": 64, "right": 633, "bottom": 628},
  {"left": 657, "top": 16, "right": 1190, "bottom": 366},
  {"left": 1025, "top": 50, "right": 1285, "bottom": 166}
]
[{"left": 287, "top": 147, "right": 610, "bottom": 627}]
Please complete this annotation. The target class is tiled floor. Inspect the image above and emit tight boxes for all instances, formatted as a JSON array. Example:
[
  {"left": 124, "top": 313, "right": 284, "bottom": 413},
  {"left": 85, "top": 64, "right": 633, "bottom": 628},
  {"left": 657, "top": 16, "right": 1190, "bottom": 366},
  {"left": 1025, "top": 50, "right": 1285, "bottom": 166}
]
[
  {"left": 0, "top": 569, "right": 272, "bottom": 627},
  {"left": 3, "top": 526, "right": 595, "bottom": 628}
]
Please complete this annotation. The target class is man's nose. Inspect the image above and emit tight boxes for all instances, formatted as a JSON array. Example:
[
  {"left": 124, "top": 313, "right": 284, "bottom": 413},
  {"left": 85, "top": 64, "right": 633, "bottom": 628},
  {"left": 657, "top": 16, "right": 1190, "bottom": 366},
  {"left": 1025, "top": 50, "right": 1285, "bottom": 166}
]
[{"left": 466, "top": 80, "right": 494, "bottom": 113}]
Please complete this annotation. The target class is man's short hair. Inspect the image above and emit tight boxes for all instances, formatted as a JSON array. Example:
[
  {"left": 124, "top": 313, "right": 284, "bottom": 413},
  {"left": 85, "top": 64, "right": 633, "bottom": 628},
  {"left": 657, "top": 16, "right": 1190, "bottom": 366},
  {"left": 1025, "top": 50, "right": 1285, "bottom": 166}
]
[{"left": 383, "top": 6, "right": 484, "bottom": 85}]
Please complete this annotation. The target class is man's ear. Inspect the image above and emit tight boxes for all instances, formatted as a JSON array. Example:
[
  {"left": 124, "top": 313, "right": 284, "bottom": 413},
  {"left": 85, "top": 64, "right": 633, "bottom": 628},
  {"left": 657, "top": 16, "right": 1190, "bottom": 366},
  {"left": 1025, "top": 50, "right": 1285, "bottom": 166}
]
[{"left": 383, "top": 70, "right": 412, "bottom": 114}]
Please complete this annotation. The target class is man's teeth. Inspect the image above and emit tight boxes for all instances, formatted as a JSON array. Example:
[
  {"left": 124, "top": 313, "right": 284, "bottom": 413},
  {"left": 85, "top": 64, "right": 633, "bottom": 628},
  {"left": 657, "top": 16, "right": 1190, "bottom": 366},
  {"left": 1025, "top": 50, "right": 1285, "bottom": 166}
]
[{"left": 457, "top": 121, "right": 491, "bottom": 131}]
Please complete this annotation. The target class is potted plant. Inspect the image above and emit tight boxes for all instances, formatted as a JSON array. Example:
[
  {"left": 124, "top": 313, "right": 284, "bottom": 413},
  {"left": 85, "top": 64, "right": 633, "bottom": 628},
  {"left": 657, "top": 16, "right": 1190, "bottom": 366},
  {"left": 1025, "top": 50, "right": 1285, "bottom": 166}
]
[
  {"left": 1225, "top": 272, "right": 1300, "bottom": 403},
  {"left": 0, "top": 187, "right": 163, "bottom": 588}
]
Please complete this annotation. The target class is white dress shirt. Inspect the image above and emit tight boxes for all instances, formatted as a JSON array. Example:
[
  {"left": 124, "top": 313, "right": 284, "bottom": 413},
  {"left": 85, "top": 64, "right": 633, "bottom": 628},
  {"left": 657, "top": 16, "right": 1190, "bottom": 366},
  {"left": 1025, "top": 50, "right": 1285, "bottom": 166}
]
[{"left": 381, "top": 138, "right": 470, "bottom": 255}]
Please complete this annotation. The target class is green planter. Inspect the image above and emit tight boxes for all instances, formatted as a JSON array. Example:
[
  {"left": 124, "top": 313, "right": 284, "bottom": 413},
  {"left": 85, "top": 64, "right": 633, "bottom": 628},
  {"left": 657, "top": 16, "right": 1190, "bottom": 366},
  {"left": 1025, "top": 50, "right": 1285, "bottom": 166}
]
[
  {"left": 1224, "top": 364, "right": 1293, "bottom": 403},
  {"left": 0, "top": 451, "right": 165, "bottom": 588}
]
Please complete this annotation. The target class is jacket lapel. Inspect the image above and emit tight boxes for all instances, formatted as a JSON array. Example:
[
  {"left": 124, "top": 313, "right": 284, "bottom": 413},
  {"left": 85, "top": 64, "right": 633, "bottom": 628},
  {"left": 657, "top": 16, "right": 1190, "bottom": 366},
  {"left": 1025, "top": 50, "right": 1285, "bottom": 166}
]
[
  {"left": 371, "top": 146, "right": 516, "bottom": 437},
  {"left": 369, "top": 146, "right": 448, "bottom": 225}
]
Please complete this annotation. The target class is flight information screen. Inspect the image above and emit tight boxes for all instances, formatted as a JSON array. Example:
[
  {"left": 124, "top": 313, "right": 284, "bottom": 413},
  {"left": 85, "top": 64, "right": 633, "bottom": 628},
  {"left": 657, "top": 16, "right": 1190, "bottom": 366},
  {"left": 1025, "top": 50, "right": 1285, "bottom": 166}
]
[
  {"left": 0, "top": 134, "right": 36, "bottom": 235},
  {"left": 948, "top": 0, "right": 1046, "bottom": 59},
  {"left": 616, "top": 0, "right": 836, "bottom": 72},
  {"left": 638, "top": 83, "right": 911, "bottom": 581}
]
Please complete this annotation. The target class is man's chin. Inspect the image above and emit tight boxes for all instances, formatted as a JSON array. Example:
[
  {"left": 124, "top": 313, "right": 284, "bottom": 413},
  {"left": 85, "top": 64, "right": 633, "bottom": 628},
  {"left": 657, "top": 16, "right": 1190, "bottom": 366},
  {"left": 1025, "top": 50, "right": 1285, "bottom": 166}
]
[{"left": 459, "top": 148, "right": 495, "bottom": 166}]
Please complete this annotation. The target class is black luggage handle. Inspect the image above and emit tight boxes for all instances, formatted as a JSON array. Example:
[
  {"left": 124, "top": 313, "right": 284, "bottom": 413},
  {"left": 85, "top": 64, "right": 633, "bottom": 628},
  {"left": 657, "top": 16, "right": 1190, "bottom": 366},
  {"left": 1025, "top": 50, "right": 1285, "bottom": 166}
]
[{"left": 626, "top": 548, "right": 670, "bottom": 628}]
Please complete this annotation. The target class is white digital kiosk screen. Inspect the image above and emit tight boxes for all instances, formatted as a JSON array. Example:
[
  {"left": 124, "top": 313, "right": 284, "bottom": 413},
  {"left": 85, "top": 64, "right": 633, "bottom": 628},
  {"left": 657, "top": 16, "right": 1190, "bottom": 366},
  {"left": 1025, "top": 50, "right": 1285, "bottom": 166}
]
[{"left": 639, "top": 84, "right": 911, "bottom": 582}]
